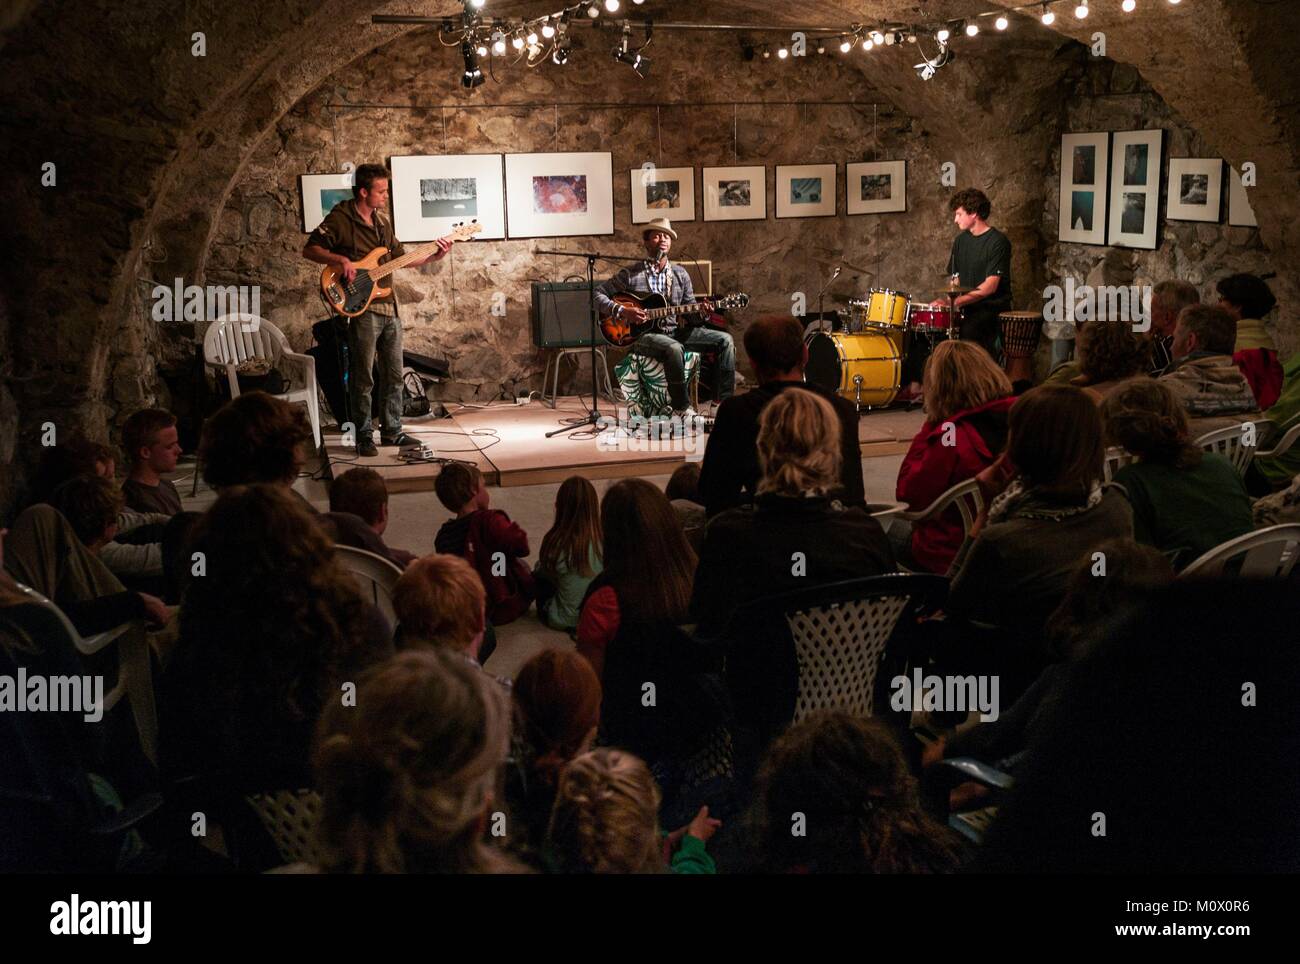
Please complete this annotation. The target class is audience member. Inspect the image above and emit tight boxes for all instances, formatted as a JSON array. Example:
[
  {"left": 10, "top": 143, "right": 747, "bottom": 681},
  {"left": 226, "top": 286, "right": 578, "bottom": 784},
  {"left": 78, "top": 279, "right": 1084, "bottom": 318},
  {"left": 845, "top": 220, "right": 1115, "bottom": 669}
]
[
  {"left": 947, "top": 385, "right": 1133, "bottom": 652},
  {"left": 1253, "top": 471, "right": 1300, "bottom": 527},
  {"left": 535, "top": 476, "right": 603, "bottom": 632},
  {"left": 1253, "top": 350, "right": 1300, "bottom": 490},
  {"left": 547, "top": 748, "right": 720, "bottom": 874},
  {"left": 895, "top": 340, "right": 1015, "bottom": 573},
  {"left": 1147, "top": 280, "right": 1199, "bottom": 374},
  {"left": 1068, "top": 320, "right": 1151, "bottom": 402},
  {"left": 665, "top": 462, "right": 706, "bottom": 532},
  {"left": 313, "top": 649, "right": 526, "bottom": 873},
  {"left": 46, "top": 474, "right": 170, "bottom": 591},
  {"left": 434, "top": 462, "right": 535, "bottom": 626},
  {"left": 505, "top": 649, "right": 602, "bottom": 866},
  {"left": 1103, "top": 379, "right": 1253, "bottom": 568},
  {"left": 1159, "top": 304, "right": 1260, "bottom": 423},
  {"left": 30, "top": 437, "right": 116, "bottom": 505},
  {"left": 160, "top": 484, "right": 392, "bottom": 793},
  {"left": 121, "top": 408, "right": 183, "bottom": 516},
  {"left": 1218, "top": 272, "right": 1283, "bottom": 410},
  {"left": 392, "top": 553, "right": 501, "bottom": 674},
  {"left": 753, "top": 712, "right": 965, "bottom": 873},
  {"left": 693, "top": 389, "right": 894, "bottom": 748},
  {"left": 699, "top": 316, "right": 864, "bottom": 517},
  {"left": 329, "top": 467, "right": 417, "bottom": 568}
]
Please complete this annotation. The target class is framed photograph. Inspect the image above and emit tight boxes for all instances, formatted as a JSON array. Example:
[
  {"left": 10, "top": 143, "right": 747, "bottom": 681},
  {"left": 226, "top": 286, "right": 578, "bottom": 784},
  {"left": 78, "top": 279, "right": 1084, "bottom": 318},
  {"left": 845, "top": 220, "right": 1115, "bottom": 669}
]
[
  {"left": 299, "top": 172, "right": 355, "bottom": 233},
  {"left": 1166, "top": 158, "right": 1223, "bottom": 222},
  {"left": 1228, "top": 166, "right": 1257, "bottom": 227},
  {"left": 702, "top": 165, "right": 767, "bottom": 222},
  {"left": 1106, "top": 130, "right": 1163, "bottom": 249},
  {"left": 846, "top": 160, "right": 907, "bottom": 215},
  {"left": 629, "top": 166, "right": 695, "bottom": 223},
  {"left": 776, "top": 164, "right": 837, "bottom": 219},
  {"left": 390, "top": 154, "right": 505, "bottom": 241},
  {"left": 1058, "top": 132, "right": 1110, "bottom": 245},
  {"left": 505, "top": 152, "right": 613, "bottom": 239}
]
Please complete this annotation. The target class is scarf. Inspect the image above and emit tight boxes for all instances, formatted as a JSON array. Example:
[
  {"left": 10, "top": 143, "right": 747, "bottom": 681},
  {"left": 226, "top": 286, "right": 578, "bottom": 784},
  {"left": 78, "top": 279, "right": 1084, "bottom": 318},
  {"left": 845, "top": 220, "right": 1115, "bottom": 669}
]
[{"left": 987, "top": 477, "right": 1105, "bottom": 525}]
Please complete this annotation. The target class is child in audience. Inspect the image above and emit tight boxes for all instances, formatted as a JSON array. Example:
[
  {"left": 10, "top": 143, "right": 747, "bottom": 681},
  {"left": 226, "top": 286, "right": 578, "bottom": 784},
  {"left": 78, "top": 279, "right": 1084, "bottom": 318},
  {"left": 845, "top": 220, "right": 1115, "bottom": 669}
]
[
  {"left": 329, "top": 466, "right": 418, "bottom": 568},
  {"left": 392, "top": 553, "right": 502, "bottom": 674},
  {"left": 536, "top": 476, "right": 603, "bottom": 632},
  {"left": 665, "top": 462, "right": 706, "bottom": 532},
  {"left": 121, "top": 408, "right": 183, "bottom": 516},
  {"left": 314, "top": 649, "right": 526, "bottom": 874},
  {"left": 754, "top": 712, "right": 965, "bottom": 874},
  {"left": 434, "top": 463, "right": 535, "bottom": 626},
  {"left": 547, "top": 747, "right": 720, "bottom": 874}
]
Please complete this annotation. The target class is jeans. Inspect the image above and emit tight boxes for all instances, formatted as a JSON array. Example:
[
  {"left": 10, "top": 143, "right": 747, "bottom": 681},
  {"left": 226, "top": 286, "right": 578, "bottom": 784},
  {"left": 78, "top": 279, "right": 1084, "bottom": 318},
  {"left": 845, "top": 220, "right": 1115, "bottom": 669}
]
[
  {"left": 632, "top": 327, "right": 736, "bottom": 410},
  {"left": 347, "top": 308, "right": 404, "bottom": 439}
]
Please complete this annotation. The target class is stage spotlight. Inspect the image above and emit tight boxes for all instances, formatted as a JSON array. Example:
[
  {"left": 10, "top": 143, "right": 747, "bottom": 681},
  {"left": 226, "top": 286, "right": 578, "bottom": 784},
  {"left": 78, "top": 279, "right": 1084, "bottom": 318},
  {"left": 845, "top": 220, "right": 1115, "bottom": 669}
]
[{"left": 461, "top": 42, "right": 485, "bottom": 88}]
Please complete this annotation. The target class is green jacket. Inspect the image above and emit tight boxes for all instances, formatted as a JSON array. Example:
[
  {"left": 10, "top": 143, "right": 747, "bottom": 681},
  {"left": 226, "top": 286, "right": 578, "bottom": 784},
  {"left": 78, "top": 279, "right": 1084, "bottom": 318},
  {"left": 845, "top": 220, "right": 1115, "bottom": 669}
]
[{"left": 1256, "top": 351, "right": 1300, "bottom": 484}]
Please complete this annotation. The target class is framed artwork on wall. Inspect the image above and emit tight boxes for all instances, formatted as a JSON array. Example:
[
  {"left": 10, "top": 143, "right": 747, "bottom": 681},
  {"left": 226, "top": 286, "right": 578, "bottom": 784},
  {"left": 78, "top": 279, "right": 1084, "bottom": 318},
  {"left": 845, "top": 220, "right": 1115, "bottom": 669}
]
[
  {"left": 390, "top": 154, "right": 505, "bottom": 241},
  {"left": 505, "top": 152, "right": 614, "bottom": 239},
  {"left": 299, "top": 172, "right": 355, "bottom": 233},
  {"left": 629, "top": 166, "right": 696, "bottom": 223},
  {"left": 1058, "top": 132, "right": 1111, "bottom": 245},
  {"left": 702, "top": 165, "right": 767, "bottom": 222},
  {"left": 846, "top": 160, "right": 907, "bottom": 215},
  {"left": 1228, "top": 165, "right": 1257, "bottom": 227},
  {"left": 1106, "top": 130, "right": 1164, "bottom": 249},
  {"left": 1166, "top": 158, "right": 1224, "bottom": 222},
  {"left": 775, "top": 164, "right": 837, "bottom": 218}
]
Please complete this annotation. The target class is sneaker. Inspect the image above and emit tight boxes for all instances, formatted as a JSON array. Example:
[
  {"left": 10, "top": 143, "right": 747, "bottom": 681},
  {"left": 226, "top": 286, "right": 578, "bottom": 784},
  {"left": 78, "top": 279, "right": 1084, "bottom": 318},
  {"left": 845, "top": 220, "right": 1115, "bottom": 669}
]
[
  {"left": 357, "top": 439, "right": 378, "bottom": 457},
  {"left": 381, "top": 431, "right": 418, "bottom": 448},
  {"left": 673, "top": 406, "right": 699, "bottom": 420}
]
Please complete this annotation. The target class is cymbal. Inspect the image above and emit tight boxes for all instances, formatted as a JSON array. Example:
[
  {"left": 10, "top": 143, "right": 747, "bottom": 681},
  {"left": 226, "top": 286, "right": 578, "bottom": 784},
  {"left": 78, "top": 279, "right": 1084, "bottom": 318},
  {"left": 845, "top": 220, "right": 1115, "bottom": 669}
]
[
  {"left": 927, "top": 286, "right": 974, "bottom": 298},
  {"left": 813, "top": 256, "right": 874, "bottom": 276}
]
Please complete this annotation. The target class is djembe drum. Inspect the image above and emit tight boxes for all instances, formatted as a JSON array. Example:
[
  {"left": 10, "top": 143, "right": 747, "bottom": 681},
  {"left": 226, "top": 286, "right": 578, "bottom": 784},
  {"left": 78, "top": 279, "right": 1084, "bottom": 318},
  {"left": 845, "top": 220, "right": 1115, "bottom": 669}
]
[{"left": 998, "top": 310, "right": 1042, "bottom": 385}]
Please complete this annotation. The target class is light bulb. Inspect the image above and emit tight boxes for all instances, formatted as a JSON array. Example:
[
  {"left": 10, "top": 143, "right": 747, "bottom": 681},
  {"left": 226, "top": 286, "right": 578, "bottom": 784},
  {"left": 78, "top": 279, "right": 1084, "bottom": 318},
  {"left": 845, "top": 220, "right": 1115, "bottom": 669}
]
[
  {"left": 469, "top": 0, "right": 486, "bottom": 7},
  {"left": 966, "top": 23, "right": 979, "bottom": 37},
  {"left": 492, "top": 39, "right": 506, "bottom": 54},
  {"left": 870, "top": 31, "right": 884, "bottom": 44},
  {"left": 863, "top": 38, "right": 873, "bottom": 50},
  {"left": 996, "top": 15, "right": 1009, "bottom": 30},
  {"left": 511, "top": 35, "right": 524, "bottom": 49},
  {"left": 604, "top": 0, "right": 620, "bottom": 12},
  {"left": 839, "top": 39, "right": 851, "bottom": 52},
  {"left": 1122, "top": 0, "right": 1136, "bottom": 10},
  {"left": 476, "top": 44, "right": 488, "bottom": 57},
  {"left": 1042, "top": 9, "right": 1056, "bottom": 25},
  {"left": 542, "top": 23, "right": 555, "bottom": 38},
  {"left": 1075, "top": 2, "right": 1089, "bottom": 19},
  {"left": 778, "top": 46, "right": 788, "bottom": 59},
  {"left": 586, "top": 4, "right": 600, "bottom": 17},
  {"left": 1168, "top": 0, "right": 1181, "bottom": 4},
  {"left": 936, "top": 28, "right": 950, "bottom": 43},
  {"left": 526, "top": 31, "right": 538, "bottom": 44}
]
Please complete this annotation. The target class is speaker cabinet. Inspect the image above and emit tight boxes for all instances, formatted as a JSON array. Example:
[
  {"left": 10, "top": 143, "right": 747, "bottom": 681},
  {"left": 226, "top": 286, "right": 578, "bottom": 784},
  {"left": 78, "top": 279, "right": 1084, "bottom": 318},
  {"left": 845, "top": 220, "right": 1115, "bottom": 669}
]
[{"left": 531, "top": 282, "right": 602, "bottom": 349}]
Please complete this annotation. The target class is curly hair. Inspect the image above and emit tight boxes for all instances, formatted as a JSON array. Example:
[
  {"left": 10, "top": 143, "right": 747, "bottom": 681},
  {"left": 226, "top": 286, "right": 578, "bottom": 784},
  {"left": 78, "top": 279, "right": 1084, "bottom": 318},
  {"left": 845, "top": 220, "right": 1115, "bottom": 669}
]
[
  {"left": 755, "top": 712, "right": 966, "bottom": 873},
  {"left": 1077, "top": 321, "right": 1151, "bottom": 384},
  {"left": 949, "top": 187, "right": 991, "bottom": 220},
  {"left": 198, "top": 392, "right": 311, "bottom": 489},
  {"left": 47, "top": 475, "right": 123, "bottom": 546},
  {"left": 314, "top": 649, "right": 522, "bottom": 873},
  {"left": 547, "top": 748, "right": 663, "bottom": 874},
  {"left": 757, "top": 388, "right": 842, "bottom": 497},
  {"left": 1102, "top": 378, "right": 1202, "bottom": 468}
]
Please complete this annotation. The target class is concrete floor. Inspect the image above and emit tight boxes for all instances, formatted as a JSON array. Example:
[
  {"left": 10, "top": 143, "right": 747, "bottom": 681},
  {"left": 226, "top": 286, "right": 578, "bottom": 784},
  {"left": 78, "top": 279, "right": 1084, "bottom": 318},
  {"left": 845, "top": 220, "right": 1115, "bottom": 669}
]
[{"left": 178, "top": 451, "right": 906, "bottom": 681}]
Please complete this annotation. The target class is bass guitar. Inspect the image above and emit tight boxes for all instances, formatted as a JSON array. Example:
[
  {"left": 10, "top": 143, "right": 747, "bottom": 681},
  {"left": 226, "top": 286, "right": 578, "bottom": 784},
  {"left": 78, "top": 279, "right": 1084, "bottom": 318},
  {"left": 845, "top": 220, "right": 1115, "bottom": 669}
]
[
  {"left": 319, "top": 220, "right": 482, "bottom": 317},
  {"left": 600, "top": 291, "right": 749, "bottom": 347}
]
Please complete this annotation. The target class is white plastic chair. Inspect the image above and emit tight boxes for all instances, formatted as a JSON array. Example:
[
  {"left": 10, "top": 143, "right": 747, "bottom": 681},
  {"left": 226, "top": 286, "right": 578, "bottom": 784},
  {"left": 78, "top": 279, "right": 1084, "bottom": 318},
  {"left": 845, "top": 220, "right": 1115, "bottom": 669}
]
[
  {"left": 203, "top": 314, "right": 321, "bottom": 450},
  {"left": 1179, "top": 524, "right": 1300, "bottom": 579},
  {"left": 334, "top": 545, "right": 402, "bottom": 631},
  {"left": 11, "top": 582, "right": 158, "bottom": 766},
  {"left": 245, "top": 789, "right": 323, "bottom": 866},
  {"left": 898, "top": 477, "right": 985, "bottom": 576},
  {"left": 1103, "top": 446, "right": 1137, "bottom": 482},
  {"left": 1194, "top": 421, "right": 1268, "bottom": 476},
  {"left": 1255, "top": 419, "right": 1300, "bottom": 462}
]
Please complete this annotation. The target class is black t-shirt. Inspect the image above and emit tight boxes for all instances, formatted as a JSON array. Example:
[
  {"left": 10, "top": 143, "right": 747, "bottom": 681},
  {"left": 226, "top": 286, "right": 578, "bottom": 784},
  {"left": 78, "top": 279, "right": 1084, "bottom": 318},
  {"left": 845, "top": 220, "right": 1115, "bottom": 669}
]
[{"left": 947, "top": 227, "right": 1012, "bottom": 313}]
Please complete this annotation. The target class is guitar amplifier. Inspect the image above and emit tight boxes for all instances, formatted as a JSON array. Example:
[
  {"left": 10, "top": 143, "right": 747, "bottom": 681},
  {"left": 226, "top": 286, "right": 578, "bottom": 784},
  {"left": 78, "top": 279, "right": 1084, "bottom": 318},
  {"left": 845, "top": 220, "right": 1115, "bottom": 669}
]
[{"left": 531, "top": 282, "right": 602, "bottom": 349}]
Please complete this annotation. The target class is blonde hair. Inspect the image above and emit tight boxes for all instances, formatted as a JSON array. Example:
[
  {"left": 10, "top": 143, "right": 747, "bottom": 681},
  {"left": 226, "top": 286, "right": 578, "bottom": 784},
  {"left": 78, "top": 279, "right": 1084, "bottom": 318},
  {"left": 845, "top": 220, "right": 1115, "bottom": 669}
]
[
  {"left": 313, "top": 650, "right": 522, "bottom": 874},
  {"left": 757, "top": 389, "right": 842, "bottom": 496},
  {"left": 922, "top": 340, "right": 1014, "bottom": 424},
  {"left": 547, "top": 748, "right": 664, "bottom": 874}
]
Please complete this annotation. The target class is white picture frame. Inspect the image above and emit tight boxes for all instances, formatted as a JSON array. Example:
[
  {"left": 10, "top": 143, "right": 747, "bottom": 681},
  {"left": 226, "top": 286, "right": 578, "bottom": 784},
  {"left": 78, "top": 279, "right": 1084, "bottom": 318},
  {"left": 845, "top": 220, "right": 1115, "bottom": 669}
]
[
  {"left": 1228, "top": 165, "right": 1257, "bottom": 227},
  {"left": 702, "top": 165, "right": 767, "bottom": 222},
  {"left": 299, "top": 172, "right": 356, "bottom": 233},
  {"left": 1058, "top": 132, "right": 1110, "bottom": 245},
  {"left": 1107, "top": 130, "right": 1164, "bottom": 249},
  {"left": 846, "top": 160, "right": 907, "bottom": 215},
  {"left": 1166, "top": 158, "right": 1224, "bottom": 223},
  {"left": 390, "top": 154, "right": 505, "bottom": 241},
  {"left": 776, "top": 164, "right": 837, "bottom": 219},
  {"left": 505, "top": 152, "right": 614, "bottom": 239},
  {"left": 629, "top": 166, "right": 696, "bottom": 223}
]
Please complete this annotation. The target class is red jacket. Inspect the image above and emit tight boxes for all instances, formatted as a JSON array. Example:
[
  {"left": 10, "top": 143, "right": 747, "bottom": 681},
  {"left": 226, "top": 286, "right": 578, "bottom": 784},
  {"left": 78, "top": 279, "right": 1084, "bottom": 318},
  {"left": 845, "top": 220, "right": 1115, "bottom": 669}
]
[
  {"left": 895, "top": 396, "right": 1016, "bottom": 574},
  {"left": 1233, "top": 348, "right": 1283, "bottom": 411}
]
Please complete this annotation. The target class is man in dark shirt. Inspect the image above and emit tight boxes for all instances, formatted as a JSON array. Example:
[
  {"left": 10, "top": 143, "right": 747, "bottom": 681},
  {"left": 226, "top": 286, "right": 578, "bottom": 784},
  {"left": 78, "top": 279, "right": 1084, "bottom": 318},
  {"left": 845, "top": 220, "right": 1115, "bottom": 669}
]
[
  {"left": 303, "top": 163, "right": 450, "bottom": 457},
  {"left": 699, "top": 316, "right": 865, "bottom": 517},
  {"left": 121, "top": 408, "right": 183, "bottom": 516},
  {"left": 937, "top": 188, "right": 1013, "bottom": 357}
]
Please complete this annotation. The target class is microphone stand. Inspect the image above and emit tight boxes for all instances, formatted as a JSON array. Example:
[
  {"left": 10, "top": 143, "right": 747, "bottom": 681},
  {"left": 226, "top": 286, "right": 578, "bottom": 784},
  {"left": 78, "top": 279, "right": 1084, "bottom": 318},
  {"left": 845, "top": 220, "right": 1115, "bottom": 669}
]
[
  {"left": 816, "top": 265, "right": 842, "bottom": 333},
  {"left": 535, "top": 248, "right": 644, "bottom": 439}
]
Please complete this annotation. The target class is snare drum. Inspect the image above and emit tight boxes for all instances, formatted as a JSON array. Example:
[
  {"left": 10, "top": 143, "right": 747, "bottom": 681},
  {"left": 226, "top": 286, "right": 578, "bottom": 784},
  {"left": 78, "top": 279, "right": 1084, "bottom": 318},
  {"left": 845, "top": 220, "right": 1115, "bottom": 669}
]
[
  {"left": 908, "top": 304, "right": 962, "bottom": 333},
  {"left": 804, "top": 330, "right": 902, "bottom": 409},
  {"left": 863, "top": 288, "right": 911, "bottom": 333}
]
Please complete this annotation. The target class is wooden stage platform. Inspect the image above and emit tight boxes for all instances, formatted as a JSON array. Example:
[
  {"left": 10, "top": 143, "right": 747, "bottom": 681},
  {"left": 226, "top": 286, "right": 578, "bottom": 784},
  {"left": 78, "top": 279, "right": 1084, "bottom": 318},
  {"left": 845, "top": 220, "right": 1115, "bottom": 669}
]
[{"left": 323, "top": 396, "right": 925, "bottom": 492}]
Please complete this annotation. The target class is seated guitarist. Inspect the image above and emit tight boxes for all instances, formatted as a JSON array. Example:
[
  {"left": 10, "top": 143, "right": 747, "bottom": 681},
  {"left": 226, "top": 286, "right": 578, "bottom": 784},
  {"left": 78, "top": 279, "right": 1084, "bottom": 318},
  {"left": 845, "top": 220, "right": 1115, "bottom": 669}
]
[{"left": 594, "top": 218, "right": 735, "bottom": 418}]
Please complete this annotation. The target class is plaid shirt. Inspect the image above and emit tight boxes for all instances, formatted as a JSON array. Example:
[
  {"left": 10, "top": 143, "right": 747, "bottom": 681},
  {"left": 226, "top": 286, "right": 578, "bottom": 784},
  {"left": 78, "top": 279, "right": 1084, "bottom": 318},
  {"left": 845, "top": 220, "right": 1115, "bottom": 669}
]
[{"left": 595, "top": 259, "right": 696, "bottom": 336}]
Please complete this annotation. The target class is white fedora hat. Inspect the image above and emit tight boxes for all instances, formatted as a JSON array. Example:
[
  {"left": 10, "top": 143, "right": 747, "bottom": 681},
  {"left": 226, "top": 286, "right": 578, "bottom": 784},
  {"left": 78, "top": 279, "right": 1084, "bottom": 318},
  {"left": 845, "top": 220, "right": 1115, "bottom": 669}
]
[{"left": 641, "top": 217, "right": 678, "bottom": 240}]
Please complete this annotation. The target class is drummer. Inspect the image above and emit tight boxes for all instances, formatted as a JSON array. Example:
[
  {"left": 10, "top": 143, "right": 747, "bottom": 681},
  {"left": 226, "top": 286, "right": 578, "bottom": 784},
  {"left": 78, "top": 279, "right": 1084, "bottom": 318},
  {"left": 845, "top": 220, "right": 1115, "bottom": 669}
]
[{"left": 934, "top": 187, "right": 1013, "bottom": 358}]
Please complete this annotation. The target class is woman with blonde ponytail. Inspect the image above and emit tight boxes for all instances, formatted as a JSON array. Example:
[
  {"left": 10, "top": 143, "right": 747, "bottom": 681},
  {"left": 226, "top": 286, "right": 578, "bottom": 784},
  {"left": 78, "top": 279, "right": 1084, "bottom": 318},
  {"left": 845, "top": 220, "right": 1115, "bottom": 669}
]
[
  {"left": 691, "top": 389, "right": 894, "bottom": 751},
  {"left": 313, "top": 649, "right": 527, "bottom": 874}
]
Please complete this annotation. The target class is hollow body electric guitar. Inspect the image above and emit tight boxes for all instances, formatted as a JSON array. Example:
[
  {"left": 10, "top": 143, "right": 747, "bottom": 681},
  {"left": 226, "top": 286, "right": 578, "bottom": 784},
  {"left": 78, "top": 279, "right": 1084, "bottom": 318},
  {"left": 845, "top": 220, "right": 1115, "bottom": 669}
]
[
  {"left": 319, "top": 221, "right": 483, "bottom": 317},
  {"left": 600, "top": 291, "right": 750, "bottom": 347}
]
